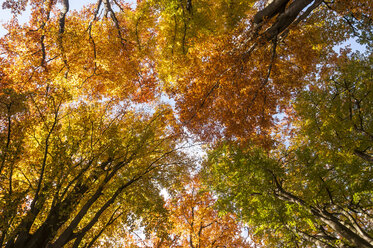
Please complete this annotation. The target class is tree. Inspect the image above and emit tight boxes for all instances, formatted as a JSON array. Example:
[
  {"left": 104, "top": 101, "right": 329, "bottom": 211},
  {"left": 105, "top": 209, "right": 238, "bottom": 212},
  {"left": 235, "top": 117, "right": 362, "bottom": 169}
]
[
  {"left": 160, "top": 0, "right": 372, "bottom": 145},
  {"left": 0, "top": 85, "right": 188, "bottom": 248},
  {"left": 204, "top": 52, "right": 373, "bottom": 247},
  {"left": 0, "top": 1, "right": 188, "bottom": 247},
  {"left": 124, "top": 177, "right": 255, "bottom": 248}
]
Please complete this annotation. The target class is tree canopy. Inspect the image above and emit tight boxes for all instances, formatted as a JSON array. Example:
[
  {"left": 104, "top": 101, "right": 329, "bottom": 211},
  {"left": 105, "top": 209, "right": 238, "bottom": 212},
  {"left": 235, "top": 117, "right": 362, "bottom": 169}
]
[
  {"left": 0, "top": 0, "right": 372, "bottom": 247},
  {"left": 204, "top": 52, "right": 373, "bottom": 247}
]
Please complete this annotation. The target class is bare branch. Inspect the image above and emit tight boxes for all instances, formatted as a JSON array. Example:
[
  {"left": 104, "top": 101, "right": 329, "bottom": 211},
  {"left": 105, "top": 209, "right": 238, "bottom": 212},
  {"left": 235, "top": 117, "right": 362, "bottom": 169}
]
[{"left": 58, "top": 0, "right": 69, "bottom": 34}]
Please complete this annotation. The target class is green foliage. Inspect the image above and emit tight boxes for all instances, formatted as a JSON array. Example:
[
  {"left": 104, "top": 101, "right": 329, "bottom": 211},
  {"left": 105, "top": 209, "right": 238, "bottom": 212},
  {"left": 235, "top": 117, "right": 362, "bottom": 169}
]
[{"left": 204, "top": 53, "right": 373, "bottom": 247}]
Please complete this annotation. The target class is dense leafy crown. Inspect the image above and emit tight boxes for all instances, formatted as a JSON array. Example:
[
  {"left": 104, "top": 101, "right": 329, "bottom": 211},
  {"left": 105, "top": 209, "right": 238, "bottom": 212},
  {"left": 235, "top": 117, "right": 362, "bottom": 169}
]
[{"left": 0, "top": 0, "right": 372, "bottom": 247}]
